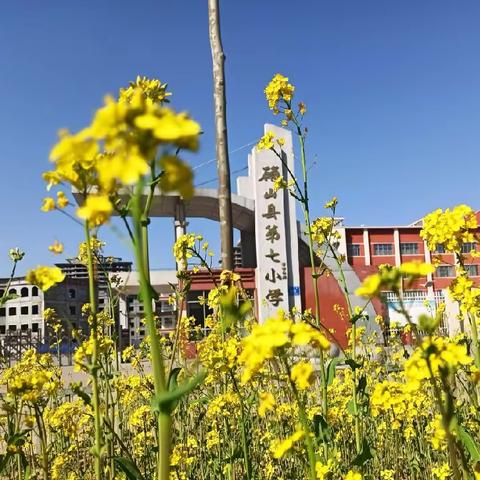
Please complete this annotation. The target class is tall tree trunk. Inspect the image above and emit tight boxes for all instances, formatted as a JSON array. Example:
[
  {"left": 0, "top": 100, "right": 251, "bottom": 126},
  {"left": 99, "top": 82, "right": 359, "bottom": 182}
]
[{"left": 208, "top": 0, "right": 234, "bottom": 270}]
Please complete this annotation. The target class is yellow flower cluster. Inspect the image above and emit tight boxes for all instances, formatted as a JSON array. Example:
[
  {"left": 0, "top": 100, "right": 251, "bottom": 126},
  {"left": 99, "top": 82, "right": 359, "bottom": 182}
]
[
  {"left": 2, "top": 349, "right": 61, "bottom": 402},
  {"left": 159, "top": 154, "right": 194, "bottom": 199},
  {"left": 420, "top": 204, "right": 478, "bottom": 252},
  {"left": 25, "top": 265, "right": 65, "bottom": 291},
  {"left": 119, "top": 75, "right": 171, "bottom": 104},
  {"left": 290, "top": 360, "right": 314, "bottom": 390},
  {"left": 426, "top": 415, "right": 449, "bottom": 451},
  {"left": 77, "top": 194, "right": 113, "bottom": 226},
  {"left": 128, "top": 404, "right": 154, "bottom": 429},
  {"left": 173, "top": 233, "right": 203, "bottom": 263},
  {"left": 47, "top": 399, "right": 93, "bottom": 439},
  {"left": 198, "top": 332, "right": 239, "bottom": 383},
  {"left": 355, "top": 261, "right": 434, "bottom": 298},
  {"left": 239, "top": 311, "right": 329, "bottom": 384},
  {"left": 269, "top": 427, "right": 304, "bottom": 459},
  {"left": 48, "top": 240, "right": 64, "bottom": 255},
  {"left": 258, "top": 391, "right": 276, "bottom": 416},
  {"left": 264, "top": 73, "right": 295, "bottom": 114},
  {"left": 344, "top": 471, "right": 362, "bottom": 480},
  {"left": 370, "top": 377, "right": 429, "bottom": 435},
  {"left": 273, "top": 175, "right": 295, "bottom": 193},
  {"left": 257, "top": 131, "right": 285, "bottom": 150},
  {"left": 449, "top": 273, "right": 480, "bottom": 317},
  {"left": 74, "top": 334, "right": 115, "bottom": 372},
  {"left": 41, "top": 191, "right": 69, "bottom": 212},
  {"left": 310, "top": 216, "right": 341, "bottom": 246},
  {"left": 315, "top": 459, "right": 334, "bottom": 480},
  {"left": 431, "top": 462, "right": 452, "bottom": 479},
  {"left": 206, "top": 391, "right": 240, "bottom": 418},
  {"left": 405, "top": 336, "right": 472, "bottom": 384},
  {"left": 77, "top": 236, "right": 105, "bottom": 264},
  {"left": 44, "top": 77, "right": 200, "bottom": 225}
]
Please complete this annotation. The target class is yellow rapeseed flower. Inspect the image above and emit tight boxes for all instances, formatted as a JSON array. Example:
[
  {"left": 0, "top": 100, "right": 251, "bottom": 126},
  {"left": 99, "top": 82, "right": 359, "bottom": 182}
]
[
  {"left": 355, "top": 274, "right": 382, "bottom": 298},
  {"left": 291, "top": 322, "right": 329, "bottom": 349},
  {"left": 344, "top": 471, "right": 362, "bottom": 480},
  {"left": 257, "top": 132, "right": 276, "bottom": 150},
  {"left": 135, "top": 108, "right": 201, "bottom": 151},
  {"left": 26, "top": 266, "right": 65, "bottom": 291},
  {"left": 159, "top": 155, "right": 194, "bottom": 199},
  {"left": 258, "top": 392, "right": 276, "bottom": 417},
  {"left": 239, "top": 312, "right": 292, "bottom": 384},
  {"left": 77, "top": 194, "right": 113, "bottom": 226},
  {"left": 264, "top": 73, "right": 295, "bottom": 114},
  {"left": 56, "top": 191, "right": 69, "bottom": 208},
  {"left": 290, "top": 360, "right": 314, "bottom": 390},
  {"left": 380, "top": 470, "right": 395, "bottom": 480},
  {"left": 405, "top": 336, "right": 472, "bottom": 385},
  {"left": 324, "top": 196, "right": 338, "bottom": 210},
  {"left": 356, "top": 261, "right": 434, "bottom": 298},
  {"left": 431, "top": 462, "right": 452, "bottom": 479},
  {"left": 399, "top": 261, "right": 434, "bottom": 276},
  {"left": 316, "top": 460, "right": 334, "bottom": 480},
  {"left": 420, "top": 205, "right": 478, "bottom": 253},
  {"left": 270, "top": 428, "right": 304, "bottom": 459},
  {"left": 41, "top": 197, "right": 56, "bottom": 212},
  {"left": 119, "top": 75, "right": 171, "bottom": 105},
  {"left": 48, "top": 240, "right": 64, "bottom": 255}
]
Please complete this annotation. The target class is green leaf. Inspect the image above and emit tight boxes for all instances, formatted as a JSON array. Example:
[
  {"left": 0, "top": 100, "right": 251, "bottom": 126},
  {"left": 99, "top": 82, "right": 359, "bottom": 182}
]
[
  {"left": 0, "top": 453, "right": 13, "bottom": 473},
  {"left": 349, "top": 313, "right": 362, "bottom": 324},
  {"left": 113, "top": 457, "right": 145, "bottom": 480},
  {"left": 351, "top": 439, "right": 374, "bottom": 467},
  {"left": 8, "top": 430, "right": 30, "bottom": 447},
  {"left": 70, "top": 383, "right": 92, "bottom": 406},
  {"left": 357, "top": 375, "right": 367, "bottom": 397},
  {"left": 326, "top": 358, "right": 341, "bottom": 386},
  {"left": 313, "top": 414, "right": 332, "bottom": 443},
  {"left": 345, "top": 358, "right": 362, "bottom": 371},
  {"left": 151, "top": 370, "right": 206, "bottom": 415},
  {"left": 219, "top": 290, "right": 252, "bottom": 333},
  {"left": 225, "top": 447, "right": 243, "bottom": 463},
  {"left": 168, "top": 367, "right": 182, "bottom": 392},
  {"left": 458, "top": 426, "right": 480, "bottom": 461}
]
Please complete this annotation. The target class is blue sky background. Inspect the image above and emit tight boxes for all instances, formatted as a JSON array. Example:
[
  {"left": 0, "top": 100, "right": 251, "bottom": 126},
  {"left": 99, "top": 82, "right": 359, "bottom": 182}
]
[{"left": 1, "top": 1, "right": 479, "bottom": 274}]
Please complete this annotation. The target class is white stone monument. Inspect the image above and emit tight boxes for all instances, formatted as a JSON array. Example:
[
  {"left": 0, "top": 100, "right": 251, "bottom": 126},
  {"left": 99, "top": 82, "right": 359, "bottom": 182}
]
[{"left": 237, "top": 124, "right": 301, "bottom": 321}]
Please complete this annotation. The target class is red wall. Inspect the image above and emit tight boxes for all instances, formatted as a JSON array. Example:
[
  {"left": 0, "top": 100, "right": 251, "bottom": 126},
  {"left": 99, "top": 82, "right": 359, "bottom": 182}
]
[{"left": 301, "top": 267, "right": 350, "bottom": 348}]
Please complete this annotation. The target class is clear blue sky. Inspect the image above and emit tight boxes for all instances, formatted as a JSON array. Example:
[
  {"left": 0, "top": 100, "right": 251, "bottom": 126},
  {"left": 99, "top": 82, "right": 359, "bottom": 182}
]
[{"left": 1, "top": 1, "right": 479, "bottom": 275}]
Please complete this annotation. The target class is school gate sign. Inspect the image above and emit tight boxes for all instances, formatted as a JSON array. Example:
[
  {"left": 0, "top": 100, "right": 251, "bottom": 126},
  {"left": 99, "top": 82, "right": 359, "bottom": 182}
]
[{"left": 237, "top": 124, "right": 302, "bottom": 319}]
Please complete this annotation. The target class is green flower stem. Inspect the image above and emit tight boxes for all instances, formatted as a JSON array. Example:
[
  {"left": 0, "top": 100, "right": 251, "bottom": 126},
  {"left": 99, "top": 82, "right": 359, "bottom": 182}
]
[
  {"left": 424, "top": 355, "right": 465, "bottom": 480},
  {"left": 84, "top": 221, "right": 103, "bottom": 480},
  {"left": 33, "top": 405, "right": 49, "bottom": 480},
  {"left": 467, "top": 311, "right": 480, "bottom": 368},
  {"left": 167, "top": 294, "right": 186, "bottom": 379},
  {"left": 132, "top": 180, "right": 170, "bottom": 480},
  {"left": 295, "top": 128, "right": 328, "bottom": 421},
  {"left": 230, "top": 372, "right": 252, "bottom": 480}
]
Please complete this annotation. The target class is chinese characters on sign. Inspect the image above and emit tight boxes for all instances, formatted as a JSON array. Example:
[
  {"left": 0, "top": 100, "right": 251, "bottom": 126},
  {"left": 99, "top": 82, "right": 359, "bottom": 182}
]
[
  {"left": 258, "top": 163, "right": 288, "bottom": 308},
  {"left": 248, "top": 124, "right": 302, "bottom": 322},
  {"left": 253, "top": 138, "right": 292, "bottom": 317}
]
